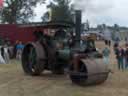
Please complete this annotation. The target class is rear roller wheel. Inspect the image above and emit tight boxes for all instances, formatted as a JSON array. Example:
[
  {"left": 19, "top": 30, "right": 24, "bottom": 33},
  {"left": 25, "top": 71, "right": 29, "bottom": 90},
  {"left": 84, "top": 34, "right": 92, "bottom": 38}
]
[{"left": 22, "top": 42, "right": 46, "bottom": 76}]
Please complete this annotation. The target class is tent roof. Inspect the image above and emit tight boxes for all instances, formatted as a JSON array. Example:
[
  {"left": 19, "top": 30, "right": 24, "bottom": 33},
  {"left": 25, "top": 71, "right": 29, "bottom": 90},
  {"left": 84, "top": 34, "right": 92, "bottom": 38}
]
[{"left": 18, "top": 21, "right": 75, "bottom": 29}]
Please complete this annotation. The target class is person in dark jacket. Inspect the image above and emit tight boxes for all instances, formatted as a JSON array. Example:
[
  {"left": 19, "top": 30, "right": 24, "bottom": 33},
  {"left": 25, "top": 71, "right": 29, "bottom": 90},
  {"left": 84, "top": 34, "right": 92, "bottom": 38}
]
[
  {"left": 13, "top": 40, "right": 19, "bottom": 58},
  {"left": 116, "top": 46, "right": 125, "bottom": 70},
  {"left": 108, "top": 40, "right": 111, "bottom": 47}
]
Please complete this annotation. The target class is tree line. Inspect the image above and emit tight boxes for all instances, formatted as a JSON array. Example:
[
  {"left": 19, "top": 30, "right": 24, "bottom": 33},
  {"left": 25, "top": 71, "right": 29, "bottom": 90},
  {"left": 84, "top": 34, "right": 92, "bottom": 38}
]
[{"left": 0, "top": 0, "right": 73, "bottom": 24}]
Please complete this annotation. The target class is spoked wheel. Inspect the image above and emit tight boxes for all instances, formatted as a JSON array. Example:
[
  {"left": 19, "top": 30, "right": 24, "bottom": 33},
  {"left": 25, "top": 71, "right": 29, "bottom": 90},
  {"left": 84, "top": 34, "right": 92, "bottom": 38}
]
[
  {"left": 69, "top": 60, "right": 88, "bottom": 86},
  {"left": 22, "top": 42, "right": 46, "bottom": 76}
]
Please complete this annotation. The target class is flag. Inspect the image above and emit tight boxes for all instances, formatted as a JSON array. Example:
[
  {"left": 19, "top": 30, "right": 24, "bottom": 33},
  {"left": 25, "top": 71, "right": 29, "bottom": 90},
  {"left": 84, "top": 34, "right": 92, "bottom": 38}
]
[{"left": 0, "top": 0, "right": 3, "bottom": 9}]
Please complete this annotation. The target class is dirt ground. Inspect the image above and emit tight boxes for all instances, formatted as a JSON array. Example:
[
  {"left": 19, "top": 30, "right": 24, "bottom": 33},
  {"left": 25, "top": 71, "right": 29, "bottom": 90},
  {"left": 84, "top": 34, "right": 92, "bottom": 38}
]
[{"left": 0, "top": 41, "right": 128, "bottom": 96}]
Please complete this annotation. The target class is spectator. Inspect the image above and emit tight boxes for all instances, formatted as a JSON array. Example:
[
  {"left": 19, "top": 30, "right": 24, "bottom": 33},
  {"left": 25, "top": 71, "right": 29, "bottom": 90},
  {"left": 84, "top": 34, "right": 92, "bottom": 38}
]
[
  {"left": 16, "top": 41, "right": 24, "bottom": 60},
  {"left": 115, "top": 46, "right": 125, "bottom": 70},
  {"left": 102, "top": 46, "right": 110, "bottom": 65},
  {"left": 13, "top": 40, "right": 19, "bottom": 58},
  {"left": 108, "top": 40, "right": 111, "bottom": 47},
  {"left": 0, "top": 46, "right": 6, "bottom": 64},
  {"left": 114, "top": 42, "right": 119, "bottom": 55},
  {"left": 3, "top": 44, "right": 10, "bottom": 63},
  {"left": 104, "top": 40, "right": 108, "bottom": 45},
  {"left": 1, "top": 46, "right": 4, "bottom": 59}
]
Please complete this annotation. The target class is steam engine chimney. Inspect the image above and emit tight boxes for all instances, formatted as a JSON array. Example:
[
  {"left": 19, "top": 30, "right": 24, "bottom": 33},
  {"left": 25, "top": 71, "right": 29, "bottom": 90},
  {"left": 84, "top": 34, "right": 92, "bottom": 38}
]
[{"left": 75, "top": 10, "right": 82, "bottom": 44}]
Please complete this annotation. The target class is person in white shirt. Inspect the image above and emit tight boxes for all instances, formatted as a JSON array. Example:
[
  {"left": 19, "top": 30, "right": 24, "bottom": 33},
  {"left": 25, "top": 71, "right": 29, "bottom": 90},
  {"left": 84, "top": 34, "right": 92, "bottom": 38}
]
[{"left": 0, "top": 46, "right": 6, "bottom": 64}]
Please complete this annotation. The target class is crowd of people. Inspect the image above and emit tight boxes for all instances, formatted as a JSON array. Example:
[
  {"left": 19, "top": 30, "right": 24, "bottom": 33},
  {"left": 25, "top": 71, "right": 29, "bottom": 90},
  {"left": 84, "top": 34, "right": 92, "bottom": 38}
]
[
  {"left": 0, "top": 37, "right": 128, "bottom": 69},
  {"left": 114, "top": 43, "right": 128, "bottom": 70},
  {"left": 104, "top": 39, "right": 111, "bottom": 47},
  {"left": 0, "top": 40, "right": 24, "bottom": 64},
  {"left": 102, "top": 39, "right": 128, "bottom": 71}
]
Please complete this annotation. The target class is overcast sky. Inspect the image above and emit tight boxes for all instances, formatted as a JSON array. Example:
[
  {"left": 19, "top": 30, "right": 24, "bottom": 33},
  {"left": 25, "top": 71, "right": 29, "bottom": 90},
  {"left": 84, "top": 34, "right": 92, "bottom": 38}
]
[{"left": 33, "top": 0, "right": 128, "bottom": 27}]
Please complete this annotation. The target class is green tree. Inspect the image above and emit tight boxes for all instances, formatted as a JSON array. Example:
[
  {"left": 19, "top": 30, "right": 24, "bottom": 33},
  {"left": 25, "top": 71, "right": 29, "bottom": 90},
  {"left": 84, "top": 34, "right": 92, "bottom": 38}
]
[
  {"left": 97, "top": 24, "right": 103, "bottom": 33},
  {"left": 1, "top": 0, "right": 45, "bottom": 24},
  {"left": 41, "top": 11, "right": 50, "bottom": 22},
  {"left": 42, "top": 0, "right": 73, "bottom": 22},
  {"left": 114, "top": 24, "right": 119, "bottom": 31},
  {"left": 111, "top": 24, "right": 120, "bottom": 40},
  {"left": 86, "top": 20, "right": 90, "bottom": 31}
]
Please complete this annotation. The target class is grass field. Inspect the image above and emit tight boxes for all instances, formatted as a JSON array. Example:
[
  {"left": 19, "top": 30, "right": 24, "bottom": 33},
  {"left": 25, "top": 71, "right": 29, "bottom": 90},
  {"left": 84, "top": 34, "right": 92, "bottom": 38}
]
[{"left": 0, "top": 41, "right": 127, "bottom": 96}]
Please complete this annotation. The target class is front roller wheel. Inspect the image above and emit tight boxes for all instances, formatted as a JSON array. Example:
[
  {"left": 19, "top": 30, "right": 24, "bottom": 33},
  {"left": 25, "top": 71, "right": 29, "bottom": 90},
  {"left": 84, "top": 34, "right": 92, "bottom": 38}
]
[
  {"left": 69, "top": 58, "right": 109, "bottom": 86},
  {"left": 69, "top": 61, "right": 88, "bottom": 86},
  {"left": 22, "top": 42, "right": 46, "bottom": 76}
]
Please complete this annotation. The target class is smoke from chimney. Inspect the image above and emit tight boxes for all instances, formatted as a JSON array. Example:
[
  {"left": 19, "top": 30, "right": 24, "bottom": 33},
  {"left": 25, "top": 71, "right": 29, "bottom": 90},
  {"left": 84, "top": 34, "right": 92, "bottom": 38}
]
[
  {"left": 72, "top": 0, "right": 114, "bottom": 26},
  {"left": 73, "top": 0, "right": 113, "bottom": 13},
  {"left": 73, "top": 0, "right": 90, "bottom": 11}
]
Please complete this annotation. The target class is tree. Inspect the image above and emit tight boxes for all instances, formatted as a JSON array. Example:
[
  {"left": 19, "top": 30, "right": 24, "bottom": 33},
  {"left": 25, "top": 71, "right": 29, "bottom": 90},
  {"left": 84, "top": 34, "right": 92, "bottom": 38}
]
[
  {"left": 114, "top": 24, "right": 119, "bottom": 31},
  {"left": 1, "top": 0, "right": 45, "bottom": 24},
  {"left": 111, "top": 24, "right": 120, "bottom": 40},
  {"left": 97, "top": 24, "right": 104, "bottom": 34},
  {"left": 41, "top": 11, "right": 49, "bottom": 22},
  {"left": 86, "top": 20, "right": 90, "bottom": 31},
  {"left": 42, "top": 0, "right": 73, "bottom": 22}
]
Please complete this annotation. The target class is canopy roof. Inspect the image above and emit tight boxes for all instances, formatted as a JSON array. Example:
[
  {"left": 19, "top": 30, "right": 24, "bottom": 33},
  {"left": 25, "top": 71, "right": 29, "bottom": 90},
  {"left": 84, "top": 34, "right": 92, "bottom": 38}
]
[{"left": 18, "top": 21, "right": 75, "bottom": 29}]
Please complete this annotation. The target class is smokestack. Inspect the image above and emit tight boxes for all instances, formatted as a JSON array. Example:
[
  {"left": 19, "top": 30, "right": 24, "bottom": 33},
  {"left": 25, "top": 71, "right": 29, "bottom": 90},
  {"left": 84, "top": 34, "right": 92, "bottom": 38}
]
[{"left": 75, "top": 10, "right": 82, "bottom": 44}]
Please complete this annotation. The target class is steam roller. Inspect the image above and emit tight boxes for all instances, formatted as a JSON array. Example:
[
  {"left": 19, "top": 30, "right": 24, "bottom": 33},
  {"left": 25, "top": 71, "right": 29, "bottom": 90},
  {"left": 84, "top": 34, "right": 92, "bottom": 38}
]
[
  {"left": 21, "top": 10, "right": 110, "bottom": 86},
  {"left": 22, "top": 39, "right": 109, "bottom": 86}
]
